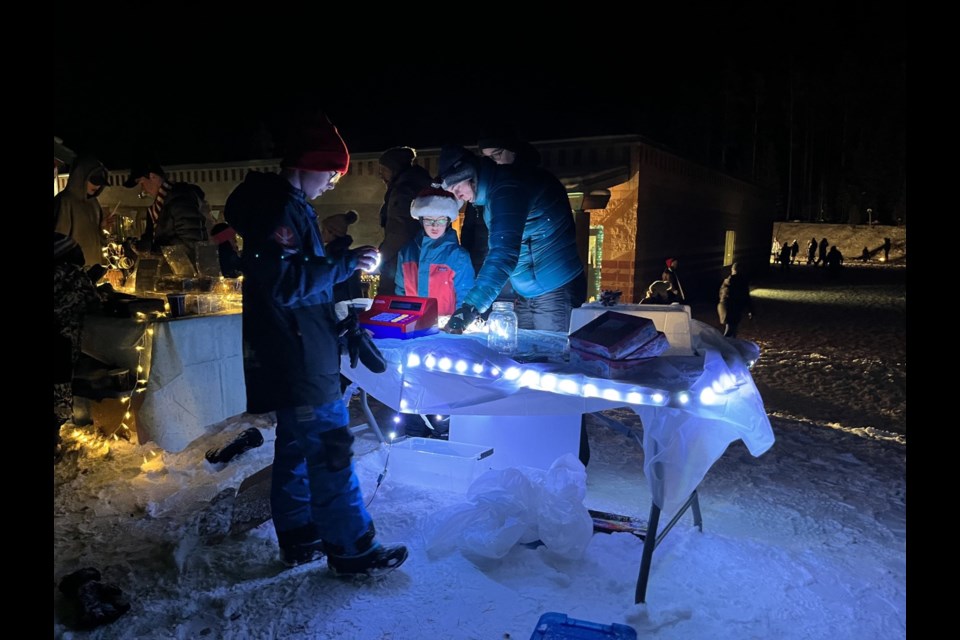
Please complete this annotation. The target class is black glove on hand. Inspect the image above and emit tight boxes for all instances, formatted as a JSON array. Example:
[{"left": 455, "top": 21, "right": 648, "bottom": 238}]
[
  {"left": 337, "top": 310, "right": 387, "bottom": 373},
  {"left": 443, "top": 304, "right": 479, "bottom": 335}
]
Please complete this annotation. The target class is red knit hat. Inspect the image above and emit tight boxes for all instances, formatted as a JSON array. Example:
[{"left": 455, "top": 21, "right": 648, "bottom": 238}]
[{"left": 282, "top": 119, "right": 350, "bottom": 175}]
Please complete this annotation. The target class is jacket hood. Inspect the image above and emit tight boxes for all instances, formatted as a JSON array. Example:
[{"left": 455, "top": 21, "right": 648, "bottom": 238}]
[{"left": 64, "top": 156, "right": 109, "bottom": 199}]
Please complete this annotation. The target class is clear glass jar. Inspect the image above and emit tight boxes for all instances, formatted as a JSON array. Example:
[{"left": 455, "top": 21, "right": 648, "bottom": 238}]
[{"left": 487, "top": 301, "right": 518, "bottom": 354}]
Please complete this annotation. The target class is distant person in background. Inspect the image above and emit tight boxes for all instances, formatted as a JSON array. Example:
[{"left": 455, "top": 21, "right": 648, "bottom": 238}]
[
  {"left": 771, "top": 238, "right": 781, "bottom": 263},
  {"left": 790, "top": 239, "right": 800, "bottom": 264},
  {"left": 860, "top": 246, "right": 871, "bottom": 262},
  {"left": 54, "top": 155, "right": 112, "bottom": 268},
  {"left": 53, "top": 233, "right": 101, "bottom": 461},
  {"left": 320, "top": 210, "right": 364, "bottom": 303},
  {"left": 778, "top": 242, "right": 792, "bottom": 271},
  {"left": 124, "top": 158, "right": 209, "bottom": 267},
  {"left": 717, "top": 262, "right": 753, "bottom": 338},
  {"left": 883, "top": 237, "right": 892, "bottom": 262},
  {"left": 376, "top": 147, "right": 432, "bottom": 296},
  {"left": 640, "top": 280, "right": 673, "bottom": 304},
  {"left": 826, "top": 245, "right": 844, "bottom": 275},
  {"left": 396, "top": 187, "right": 475, "bottom": 316},
  {"left": 817, "top": 237, "right": 829, "bottom": 266},
  {"left": 662, "top": 258, "right": 686, "bottom": 303},
  {"left": 806, "top": 237, "right": 818, "bottom": 265}
]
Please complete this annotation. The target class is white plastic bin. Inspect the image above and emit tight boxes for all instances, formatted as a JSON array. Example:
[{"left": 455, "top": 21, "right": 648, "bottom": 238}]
[{"left": 388, "top": 437, "right": 494, "bottom": 493}]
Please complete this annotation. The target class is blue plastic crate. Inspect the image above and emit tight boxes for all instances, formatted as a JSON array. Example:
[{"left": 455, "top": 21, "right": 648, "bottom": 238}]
[{"left": 529, "top": 612, "right": 637, "bottom": 640}]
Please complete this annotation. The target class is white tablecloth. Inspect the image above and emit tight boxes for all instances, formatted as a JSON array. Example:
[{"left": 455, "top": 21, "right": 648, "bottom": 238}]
[
  {"left": 341, "top": 321, "right": 774, "bottom": 513},
  {"left": 82, "top": 313, "right": 247, "bottom": 452}
]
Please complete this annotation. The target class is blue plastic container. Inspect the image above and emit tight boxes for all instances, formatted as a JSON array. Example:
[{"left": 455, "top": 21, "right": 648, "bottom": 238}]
[{"left": 529, "top": 612, "right": 637, "bottom": 640}]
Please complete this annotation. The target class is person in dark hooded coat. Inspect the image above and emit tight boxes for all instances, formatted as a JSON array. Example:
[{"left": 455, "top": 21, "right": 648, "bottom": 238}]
[{"left": 54, "top": 156, "right": 111, "bottom": 268}]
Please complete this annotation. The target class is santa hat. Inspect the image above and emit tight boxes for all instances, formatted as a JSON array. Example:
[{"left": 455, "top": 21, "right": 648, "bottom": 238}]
[
  {"left": 665, "top": 258, "right": 678, "bottom": 268},
  {"left": 410, "top": 187, "right": 461, "bottom": 219},
  {"left": 281, "top": 117, "right": 350, "bottom": 175},
  {"left": 321, "top": 210, "right": 359, "bottom": 238}
]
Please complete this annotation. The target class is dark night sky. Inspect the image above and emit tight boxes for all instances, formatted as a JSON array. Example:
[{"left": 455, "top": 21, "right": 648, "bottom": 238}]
[{"left": 54, "top": 3, "right": 904, "bottom": 183}]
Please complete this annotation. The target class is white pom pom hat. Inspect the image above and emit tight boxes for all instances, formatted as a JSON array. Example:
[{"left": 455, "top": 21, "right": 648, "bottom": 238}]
[{"left": 410, "top": 186, "right": 462, "bottom": 219}]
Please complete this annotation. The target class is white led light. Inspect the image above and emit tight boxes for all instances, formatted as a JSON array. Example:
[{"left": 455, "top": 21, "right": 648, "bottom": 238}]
[
  {"left": 392, "top": 415, "right": 401, "bottom": 424},
  {"left": 438, "top": 357, "right": 452, "bottom": 371},
  {"left": 602, "top": 388, "right": 621, "bottom": 401},
  {"left": 677, "top": 392, "right": 690, "bottom": 405},
  {"left": 652, "top": 392, "right": 665, "bottom": 404},
  {"left": 700, "top": 387, "right": 721, "bottom": 405},
  {"left": 362, "top": 251, "right": 382, "bottom": 274},
  {"left": 424, "top": 355, "right": 437, "bottom": 369},
  {"left": 407, "top": 353, "right": 421, "bottom": 367},
  {"left": 519, "top": 369, "right": 540, "bottom": 387},
  {"left": 489, "top": 367, "right": 501, "bottom": 377},
  {"left": 472, "top": 363, "right": 484, "bottom": 374},
  {"left": 559, "top": 379, "right": 579, "bottom": 395},
  {"left": 455, "top": 359, "right": 468, "bottom": 373},
  {"left": 583, "top": 383, "right": 599, "bottom": 397},
  {"left": 504, "top": 366, "right": 521, "bottom": 381},
  {"left": 626, "top": 391, "right": 644, "bottom": 404},
  {"left": 540, "top": 374, "right": 558, "bottom": 391}
]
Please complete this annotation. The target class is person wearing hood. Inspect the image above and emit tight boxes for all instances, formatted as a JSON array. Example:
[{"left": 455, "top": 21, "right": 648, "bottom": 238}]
[
  {"left": 54, "top": 156, "right": 112, "bottom": 268},
  {"left": 375, "top": 146, "right": 432, "bottom": 296},
  {"left": 458, "top": 123, "right": 540, "bottom": 304},
  {"left": 123, "top": 158, "right": 209, "bottom": 266},
  {"left": 437, "top": 145, "right": 585, "bottom": 333},
  {"left": 717, "top": 262, "right": 753, "bottom": 337},
  {"left": 395, "top": 187, "right": 475, "bottom": 316},
  {"left": 437, "top": 145, "right": 590, "bottom": 466},
  {"left": 224, "top": 115, "right": 407, "bottom": 577}
]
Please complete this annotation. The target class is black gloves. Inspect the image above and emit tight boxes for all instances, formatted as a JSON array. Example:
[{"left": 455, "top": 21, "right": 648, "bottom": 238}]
[
  {"left": 337, "top": 309, "right": 387, "bottom": 373},
  {"left": 443, "top": 304, "right": 479, "bottom": 335}
]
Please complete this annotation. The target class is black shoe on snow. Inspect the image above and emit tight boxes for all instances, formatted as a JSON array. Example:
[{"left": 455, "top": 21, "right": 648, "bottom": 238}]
[
  {"left": 205, "top": 428, "right": 264, "bottom": 465},
  {"left": 327, "top": 543, "right": 408, "bottom": 578},
  {"left": 280, "top": 541, "right": 325, "bottom": 567}
]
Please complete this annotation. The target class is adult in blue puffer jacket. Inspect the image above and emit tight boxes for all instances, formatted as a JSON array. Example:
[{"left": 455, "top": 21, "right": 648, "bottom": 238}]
[
  {"left": 396, "top": 187, "right": 475, "bottom": 316},
  {"left": 224, "top": 116, "right": 407, "bottom": 577},
  {"left": 438, "top": 145, "right": 586, "bottom": 333}
]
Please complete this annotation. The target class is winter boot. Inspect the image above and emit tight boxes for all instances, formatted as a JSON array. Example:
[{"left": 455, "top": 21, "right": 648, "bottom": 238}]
[
  {"left": 324, "top": 523, "right": 408, "bottom": 578},
  {"left": 277, "top": 522, "right": 325, "bottom": 568}
]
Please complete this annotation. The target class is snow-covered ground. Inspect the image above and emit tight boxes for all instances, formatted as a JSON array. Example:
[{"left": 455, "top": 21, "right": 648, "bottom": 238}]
[{"left": 53, "top": 264, "right": 906, "bottom": 639}]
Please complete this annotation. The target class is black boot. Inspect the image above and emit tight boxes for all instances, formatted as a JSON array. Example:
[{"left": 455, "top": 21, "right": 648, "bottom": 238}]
[{"left": 324, "top": 523, "right": 408, "bottom": 578}]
